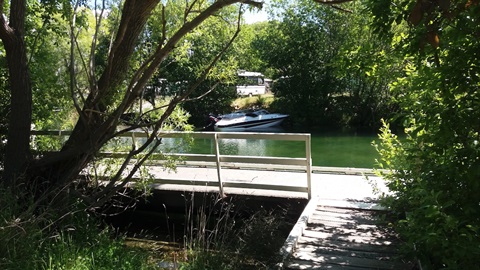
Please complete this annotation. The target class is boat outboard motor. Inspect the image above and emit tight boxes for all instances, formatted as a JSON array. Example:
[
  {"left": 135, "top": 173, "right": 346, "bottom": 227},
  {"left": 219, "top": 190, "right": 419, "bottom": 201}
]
[{"left": 204, "top": 113, "right": 219, "bottom": 130}]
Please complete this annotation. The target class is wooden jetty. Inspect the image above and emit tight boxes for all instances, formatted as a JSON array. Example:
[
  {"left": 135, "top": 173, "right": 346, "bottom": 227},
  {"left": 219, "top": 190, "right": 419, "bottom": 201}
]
[{"left": 279, "top": 198, "right": 413, "bottom": 270}]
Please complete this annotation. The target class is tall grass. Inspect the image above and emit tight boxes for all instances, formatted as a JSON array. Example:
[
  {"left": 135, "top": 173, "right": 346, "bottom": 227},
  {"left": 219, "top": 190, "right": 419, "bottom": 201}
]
[
  {"left": 0, "top": 188, "right": 156, "bottom": 270},
  {"left": 178, "top": 193, "right": 291, "bottom": 270}
]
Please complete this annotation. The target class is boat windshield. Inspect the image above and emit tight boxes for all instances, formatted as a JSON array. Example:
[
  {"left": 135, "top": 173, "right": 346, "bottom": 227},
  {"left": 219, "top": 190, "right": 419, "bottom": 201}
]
[
  {"left": 222, "top": 109, "right": 270, "bottom": 119},
  {"left": 245, "top": 109, "right": 270, "bottom": 117},
  {"left": 221, "top": 109, "right": 252, "bottom": 119}
]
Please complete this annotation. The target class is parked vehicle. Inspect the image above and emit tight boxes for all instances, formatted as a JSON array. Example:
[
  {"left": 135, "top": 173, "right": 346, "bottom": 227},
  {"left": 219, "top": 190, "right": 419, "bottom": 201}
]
[{"left": 236, "top": 70, "right": 267, "bottom": 97}]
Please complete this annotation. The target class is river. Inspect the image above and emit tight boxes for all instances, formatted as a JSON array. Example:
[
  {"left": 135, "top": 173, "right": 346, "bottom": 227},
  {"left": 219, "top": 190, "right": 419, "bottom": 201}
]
[{"left": 159, "top": 129, "right": 381, "bottom": 169}]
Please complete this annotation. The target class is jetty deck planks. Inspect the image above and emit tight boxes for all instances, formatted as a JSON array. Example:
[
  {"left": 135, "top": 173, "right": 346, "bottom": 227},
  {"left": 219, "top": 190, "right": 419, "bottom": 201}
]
[{"left": 284, "top": 201, "right": 413, "bottom": 270}]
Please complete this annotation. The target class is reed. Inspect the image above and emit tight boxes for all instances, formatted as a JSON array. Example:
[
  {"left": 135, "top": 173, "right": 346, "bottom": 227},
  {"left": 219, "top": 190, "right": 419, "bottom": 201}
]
[{"left": 178, "top": 193, "right": 291, "bottom": 270}]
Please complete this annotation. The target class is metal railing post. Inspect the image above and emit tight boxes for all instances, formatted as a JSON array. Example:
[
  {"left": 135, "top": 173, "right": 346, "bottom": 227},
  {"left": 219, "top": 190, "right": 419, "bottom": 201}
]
[
  {"left": 306, "top": 134, "right": 312, "bottom": 199},
  {"left": 214, "top": 133, "right": 224, "bottom": 197}
]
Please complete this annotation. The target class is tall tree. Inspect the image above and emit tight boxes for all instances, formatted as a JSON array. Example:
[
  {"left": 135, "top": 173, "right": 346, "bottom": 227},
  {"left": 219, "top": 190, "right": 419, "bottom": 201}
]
[
  {"left": 0, "top": 0, "right": 32, "bottom": 187},
  {"left": 255, "top": 0, "right": 347, "bottom": 130},
  {"left": 254, "top": 0, "right": 399, "bottom": 130},
  {"left": 0, "top": 0, "right": 262, "bottom": 210}
]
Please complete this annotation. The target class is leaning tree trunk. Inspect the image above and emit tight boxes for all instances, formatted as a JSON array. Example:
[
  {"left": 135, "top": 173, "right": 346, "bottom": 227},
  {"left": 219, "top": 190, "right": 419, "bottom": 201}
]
[{"left": 28, "top": 0, "right": 161, "bottom": 194}]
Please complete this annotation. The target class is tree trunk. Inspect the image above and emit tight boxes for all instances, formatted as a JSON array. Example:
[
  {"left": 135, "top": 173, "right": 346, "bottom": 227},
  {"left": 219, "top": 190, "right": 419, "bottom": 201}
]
[
  {"left": 0, "top": 0, "right": 32, "bottom": 188},
  {"left": 2, "top": 38, "right": 32, "bottom": 187},
  {"left": 21, "top": 0, "right": 161, "bottom": 196}
]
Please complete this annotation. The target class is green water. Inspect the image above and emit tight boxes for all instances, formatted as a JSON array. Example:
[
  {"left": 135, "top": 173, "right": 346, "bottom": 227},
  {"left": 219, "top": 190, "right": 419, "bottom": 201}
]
[{"left": 178, "top": 131, "right": 380, "bottom": 169}]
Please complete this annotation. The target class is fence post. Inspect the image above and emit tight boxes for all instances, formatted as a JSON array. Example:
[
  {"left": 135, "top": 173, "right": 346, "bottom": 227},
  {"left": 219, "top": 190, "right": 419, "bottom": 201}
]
[
  {"left": 306, "top": 134, "right": 312, "bottom": 199},
  {"left": 214, "top": 132, "right": 224, "bottom": 197}
]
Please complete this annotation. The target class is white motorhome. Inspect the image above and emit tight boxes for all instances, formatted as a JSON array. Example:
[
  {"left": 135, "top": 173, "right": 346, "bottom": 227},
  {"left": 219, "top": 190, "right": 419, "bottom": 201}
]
[{"left": 236, "top": 70, "right": 266, "bottom": 96}]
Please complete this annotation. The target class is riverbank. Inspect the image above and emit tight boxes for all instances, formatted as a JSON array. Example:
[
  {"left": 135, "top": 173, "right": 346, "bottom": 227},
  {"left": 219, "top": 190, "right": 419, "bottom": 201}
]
[{"left": 0, "top": 188, "right": 157, "bottom": 270}]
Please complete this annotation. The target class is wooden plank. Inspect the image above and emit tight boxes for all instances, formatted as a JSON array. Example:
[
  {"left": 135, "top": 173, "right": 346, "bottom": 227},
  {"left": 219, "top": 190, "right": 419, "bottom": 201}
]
[
  {"left": 125, "top": 177, "right": 309, "bottom": 193},
  {"left": 284, "top": 199, "right": 410, "bottom": 270},
  {"left": 286, "top": 256, "right": 410, "bottom": 270},
  {"left": 291, "top": 251, "right": 409, "bottom": 270},
  {"left": 147, "top": 178, "right": 219, "bottom": 187},
  {"left": 312, "top": 210, "right": 377, "bottom": 221},
  {"left": 304, "top": 225, "right": 396, "bottom": 241},
  {"left": 317, "top": 199, "right": 387, "bottom": 210},
  {"left": 292, "top": 244, "right": 396, "bottom": 261},
  {"left": 286, "top": 259, "right": 368, "bottom": 269},
  {"left": 301, "top": 229, "right": 397, "bottom": 246},
  {"left": 297, "top": 236, "right": 398, "bottom": 254},
  {"left": 309, "top": 208, "right": 383, "bottom": 226},
  {"left": 308, "top": 220, "right": 380, "bottom": 231},
  {"left": 312, "top": 166, "right": 378, "bottom": 176},
  {"left": 309, "top": 213, "right": 380, "bottom": 227},
  {"left": 316, "top": 205, "right": 384, "bottom": 216},
  {"left": 280, "top": 198, "right": 320, "bottom": 259}
]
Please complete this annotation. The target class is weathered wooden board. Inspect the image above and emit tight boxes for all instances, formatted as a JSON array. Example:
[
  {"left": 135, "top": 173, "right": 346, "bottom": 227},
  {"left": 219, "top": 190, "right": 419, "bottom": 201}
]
[
  {"left": 303, "top": 226, "right": 397, "bottom": 244},
  {"left": 297, "top": 236, "right": 398, "bottom": 254},
  {"left": 284, "top": 203, "right": 411, "bottom": 270},
  {"left": 287, "top": 258, "right": 373, "bottom": 269},
  {"left": 292, "top": 251, "right": 407, "bottom": 269},
  {"left": 301, "top": 229, "right": 396, "bottom": 246},
  {"left": 293, "top": 244, "right": 396, "bottom": 260},
  {"left": 287, "top": 257, "right": 410, "bottom": 270}
]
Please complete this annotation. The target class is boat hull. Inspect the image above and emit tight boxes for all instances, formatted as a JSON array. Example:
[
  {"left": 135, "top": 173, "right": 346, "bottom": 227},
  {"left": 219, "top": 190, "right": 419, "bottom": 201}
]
[{"left": 214, "top": 115, "right": 288, "bottom": 132}]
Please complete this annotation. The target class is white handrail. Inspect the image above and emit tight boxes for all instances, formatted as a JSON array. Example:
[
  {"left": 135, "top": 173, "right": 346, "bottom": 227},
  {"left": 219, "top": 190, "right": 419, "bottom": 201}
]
[
  {"left": 213, "top": 132, "right": 224, "bottom": 198},
  {"left": 31, "top": 130, "right": 313, "bottom": 198}
]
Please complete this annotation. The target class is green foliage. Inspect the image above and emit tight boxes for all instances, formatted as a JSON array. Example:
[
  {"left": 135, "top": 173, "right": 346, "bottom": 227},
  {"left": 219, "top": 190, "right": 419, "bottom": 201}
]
[
  {"left": 254, "top": 1, "right": 400, "bottom": 131},
  {"left": 234, "top": 22, "right": 270, "bottom": 73},
  {"left": 182, "top": 83, "right": 238, "bottom": 128},
  {"left": 231, "top": 94, "right": 274, "bottom": 110},
  {"left": 133, "top": 1, "right": 243, "bottom": 128},
  {"left": 38, "top": 226, "right": 154, "bottom": 270},
  {"left": 373, "top": 2, "right": 480, "bottom": 267},
  {"left": 0, "top": 189, "right": 155, "bottom": 270},
  {"left": 332, "top": 2, "right": 403, "bottom": 130},
  {"left": 25, "top": 1, "right": 91, "bottom": 130},
  {"left": 255, "top": 1, "right": 346, "bottom": 129},
  {"left": 376, "top": 120, "right": 480, "bottom": 268}
]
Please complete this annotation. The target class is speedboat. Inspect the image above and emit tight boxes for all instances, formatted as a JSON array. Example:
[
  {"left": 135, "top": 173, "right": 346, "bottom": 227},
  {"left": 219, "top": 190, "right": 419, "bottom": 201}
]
[{"left": 213, "top": 109, "right": 288, "bottom": 131}]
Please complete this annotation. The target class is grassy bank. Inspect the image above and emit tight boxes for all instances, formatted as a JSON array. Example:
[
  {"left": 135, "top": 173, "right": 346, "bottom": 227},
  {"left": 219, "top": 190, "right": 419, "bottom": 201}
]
[
  {"left": 231, "top": 94, "right": 275, "bottom": 110},
  {"left": 0, "top": 189, "right": 156, "bottom": 270}
]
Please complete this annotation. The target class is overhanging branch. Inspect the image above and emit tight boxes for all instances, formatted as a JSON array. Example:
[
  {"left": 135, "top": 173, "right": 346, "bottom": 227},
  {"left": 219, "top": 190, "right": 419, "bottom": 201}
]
[{"left": 313, "top": 0, "right": 354, "bottom": 4}]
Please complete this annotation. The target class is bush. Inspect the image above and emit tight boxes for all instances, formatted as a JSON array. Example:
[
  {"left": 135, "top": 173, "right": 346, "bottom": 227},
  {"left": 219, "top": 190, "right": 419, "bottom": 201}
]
[{"left": 375, "top": 120, "right": 480, "bottom": 269}]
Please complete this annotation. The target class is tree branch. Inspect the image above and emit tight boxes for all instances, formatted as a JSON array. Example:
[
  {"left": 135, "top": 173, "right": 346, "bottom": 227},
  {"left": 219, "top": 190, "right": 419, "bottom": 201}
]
[
  {"left": 313, "top": 0, "right": 354, "bottom": 4},
  {"left": 0, "top": 0, "right": 14, "bottom": 42},
  {"left": 176, "top": 2, "right": 244, "bottom": 102},
  {"left": 183, "top": 81, "right": 221, "bottom": 102}
]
